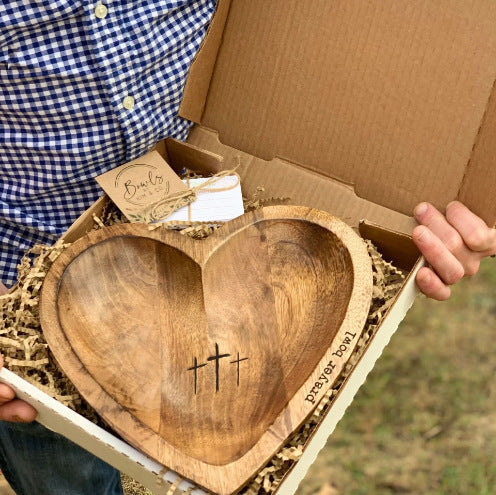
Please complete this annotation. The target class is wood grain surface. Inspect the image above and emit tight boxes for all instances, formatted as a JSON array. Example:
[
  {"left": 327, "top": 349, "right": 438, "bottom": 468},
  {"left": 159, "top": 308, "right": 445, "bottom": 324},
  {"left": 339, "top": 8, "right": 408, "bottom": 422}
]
[{"left": 40, "top": 206, "right": 372, "bottom": 494}]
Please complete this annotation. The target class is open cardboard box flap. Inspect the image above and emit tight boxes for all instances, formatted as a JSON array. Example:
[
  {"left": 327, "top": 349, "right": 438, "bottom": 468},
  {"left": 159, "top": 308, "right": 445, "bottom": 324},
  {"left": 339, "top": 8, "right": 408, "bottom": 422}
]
[{"left": 179, "top": 0, "right": 496, "bottom": 232}]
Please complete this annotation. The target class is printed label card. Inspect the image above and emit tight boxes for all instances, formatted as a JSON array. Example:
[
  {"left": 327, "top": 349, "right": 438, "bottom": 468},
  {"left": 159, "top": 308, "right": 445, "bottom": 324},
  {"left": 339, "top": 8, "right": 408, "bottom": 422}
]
[{"left": 96, "top": 151, "right": 189, "bottom": 223}]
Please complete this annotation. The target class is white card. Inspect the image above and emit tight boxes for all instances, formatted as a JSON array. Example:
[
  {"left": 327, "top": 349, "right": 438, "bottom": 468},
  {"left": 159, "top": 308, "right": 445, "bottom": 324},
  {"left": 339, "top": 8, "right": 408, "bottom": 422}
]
[{"left": 161, "top": 175, "right": 244, "bottom": 224}]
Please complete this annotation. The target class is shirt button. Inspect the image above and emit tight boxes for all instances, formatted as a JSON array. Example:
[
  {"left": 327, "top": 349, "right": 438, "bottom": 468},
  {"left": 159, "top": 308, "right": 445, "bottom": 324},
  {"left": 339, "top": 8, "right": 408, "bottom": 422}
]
[
  {"left": 122, "top": 96, "right": 135, "bottom": 110},
  {"left": 94, "top": 3, "right": 108, "bottom": 19}
]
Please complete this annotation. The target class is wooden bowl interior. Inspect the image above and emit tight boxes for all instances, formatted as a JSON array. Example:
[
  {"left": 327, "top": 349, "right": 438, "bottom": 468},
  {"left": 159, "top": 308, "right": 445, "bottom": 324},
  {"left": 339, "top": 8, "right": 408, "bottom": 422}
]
[{"left": 55, "top": 218, "right": 355, "bottom": 465}]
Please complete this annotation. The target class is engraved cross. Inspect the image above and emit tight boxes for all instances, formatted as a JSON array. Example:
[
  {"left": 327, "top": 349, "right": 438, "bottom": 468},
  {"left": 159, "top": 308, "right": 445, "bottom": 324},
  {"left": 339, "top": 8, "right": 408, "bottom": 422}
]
[
  {"left": 207, "top": 343, "right": 230, "bottom": 392},
  {"left": 187, "top": 357, "right": 207, "bottom": 395},
  {"left": 230, "top": 352, "right": 249, "bottom": 386}
]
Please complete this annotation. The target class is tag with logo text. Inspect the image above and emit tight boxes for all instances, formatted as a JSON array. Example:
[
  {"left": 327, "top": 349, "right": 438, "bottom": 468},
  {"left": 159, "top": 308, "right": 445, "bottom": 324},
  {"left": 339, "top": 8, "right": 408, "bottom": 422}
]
[{"left": 96, "top": 151, "right": 189, "bottom": 223}]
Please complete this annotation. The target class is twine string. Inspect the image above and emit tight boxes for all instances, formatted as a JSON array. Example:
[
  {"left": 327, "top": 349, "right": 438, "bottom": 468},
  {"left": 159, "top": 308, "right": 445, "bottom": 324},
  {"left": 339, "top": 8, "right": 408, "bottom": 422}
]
[{"left": 143, "top": 158, "right": 241, "bottom": 223}]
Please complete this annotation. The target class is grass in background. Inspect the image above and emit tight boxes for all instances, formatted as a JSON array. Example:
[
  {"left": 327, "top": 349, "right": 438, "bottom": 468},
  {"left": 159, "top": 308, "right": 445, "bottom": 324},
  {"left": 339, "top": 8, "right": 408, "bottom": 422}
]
[{"left": 299, "top": 258, "right": 496, "bottom": 495}]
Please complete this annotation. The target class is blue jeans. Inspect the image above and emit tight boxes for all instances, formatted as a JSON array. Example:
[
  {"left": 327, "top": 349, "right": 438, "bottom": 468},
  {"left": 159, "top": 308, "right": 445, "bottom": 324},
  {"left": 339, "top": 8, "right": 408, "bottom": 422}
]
[{"left": 0, "top": 421, "right": 123, "bottom": 495}]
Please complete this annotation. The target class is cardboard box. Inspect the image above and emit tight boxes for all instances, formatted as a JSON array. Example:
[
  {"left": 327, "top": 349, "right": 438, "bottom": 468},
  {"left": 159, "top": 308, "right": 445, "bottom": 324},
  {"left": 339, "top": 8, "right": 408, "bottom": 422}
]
[{"left": 2, "top": 1, "right": 496, "bottom": 493}]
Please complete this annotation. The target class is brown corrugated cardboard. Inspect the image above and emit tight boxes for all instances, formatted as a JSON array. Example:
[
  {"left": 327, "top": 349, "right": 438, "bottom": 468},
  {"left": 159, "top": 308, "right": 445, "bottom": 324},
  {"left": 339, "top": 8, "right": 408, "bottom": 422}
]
[
  {"left": 187, "top": 125, "right": 418, "bottom": 235},
  {"left": 182, "top": 0, "right": 496, "bottom": 226}
]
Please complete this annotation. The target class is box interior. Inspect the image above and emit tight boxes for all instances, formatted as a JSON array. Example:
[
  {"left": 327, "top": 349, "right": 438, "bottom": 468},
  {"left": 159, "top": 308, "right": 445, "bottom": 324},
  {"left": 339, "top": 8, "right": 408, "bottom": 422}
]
[{"left": 65, "top": 138, "right": 420, "bottom": 274}]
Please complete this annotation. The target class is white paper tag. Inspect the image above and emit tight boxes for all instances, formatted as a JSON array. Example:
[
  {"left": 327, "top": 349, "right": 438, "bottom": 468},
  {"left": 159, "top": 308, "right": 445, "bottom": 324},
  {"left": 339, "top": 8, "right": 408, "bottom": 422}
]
[{"left": 161, "top": 175, "right": 244, "bottom": 224}]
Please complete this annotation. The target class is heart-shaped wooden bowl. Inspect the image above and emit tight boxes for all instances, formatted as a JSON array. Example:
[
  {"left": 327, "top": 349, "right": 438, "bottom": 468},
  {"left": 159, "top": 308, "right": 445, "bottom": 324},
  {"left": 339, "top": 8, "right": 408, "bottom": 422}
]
[{"left": 40, "top": 206, "right": 372, "bottom": 494}]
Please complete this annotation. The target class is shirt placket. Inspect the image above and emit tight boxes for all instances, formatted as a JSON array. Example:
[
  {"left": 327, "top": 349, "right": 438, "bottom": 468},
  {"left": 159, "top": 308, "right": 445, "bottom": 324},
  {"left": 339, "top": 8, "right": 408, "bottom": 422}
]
[{"left": 84, "top": 0, "right": 144, "bottom": 160}]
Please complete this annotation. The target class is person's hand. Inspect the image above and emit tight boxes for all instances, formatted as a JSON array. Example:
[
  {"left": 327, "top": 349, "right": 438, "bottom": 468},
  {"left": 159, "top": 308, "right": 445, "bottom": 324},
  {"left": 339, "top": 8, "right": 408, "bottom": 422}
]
[
  {"left": 0, "top": 354, "right": 37, "bottom": 422},
  {"left": 0, "top": 282, "right": 38, "bottom": 422},
  {"left": 412, "top": 201, "right": 496, "bottom": 300}
]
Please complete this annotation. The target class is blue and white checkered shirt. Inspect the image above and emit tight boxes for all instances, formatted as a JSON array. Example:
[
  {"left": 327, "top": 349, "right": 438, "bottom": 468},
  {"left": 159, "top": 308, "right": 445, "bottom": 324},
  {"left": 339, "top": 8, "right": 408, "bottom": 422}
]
[{"left": 0, "top": 0, "right": 216, "bottom": 287}]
